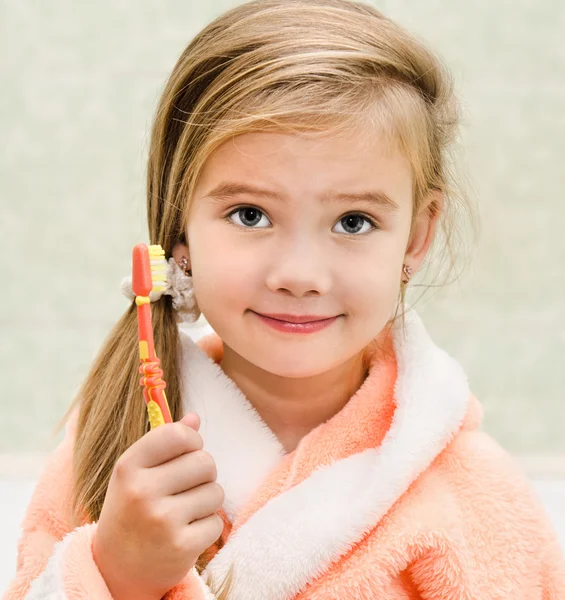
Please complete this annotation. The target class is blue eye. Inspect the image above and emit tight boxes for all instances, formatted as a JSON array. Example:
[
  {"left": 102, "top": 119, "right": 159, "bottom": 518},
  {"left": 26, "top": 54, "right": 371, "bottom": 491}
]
[{"left": 225, "top": 206, "right": 378, "bottom": 235}]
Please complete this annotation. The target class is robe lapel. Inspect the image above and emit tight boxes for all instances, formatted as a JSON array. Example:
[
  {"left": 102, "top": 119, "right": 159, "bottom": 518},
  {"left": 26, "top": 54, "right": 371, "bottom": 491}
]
[
  {"left": 230, "top": 327, "right": 399, "bottom": 531},
  {"left": 178, "top": 309, "right": 471, "bottom": 600},
  {"left": 178, "top": 328, "right": 286, "bottom": 522}
]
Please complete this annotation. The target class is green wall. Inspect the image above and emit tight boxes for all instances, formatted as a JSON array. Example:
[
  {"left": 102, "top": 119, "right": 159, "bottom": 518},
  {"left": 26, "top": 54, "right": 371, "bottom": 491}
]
[{"left": 2, "top": 1, "right": 563, "bottom": 456}]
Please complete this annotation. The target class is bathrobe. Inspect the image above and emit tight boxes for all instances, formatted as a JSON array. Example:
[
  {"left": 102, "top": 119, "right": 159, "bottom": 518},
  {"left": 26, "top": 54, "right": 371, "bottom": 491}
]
[{"left": 4, "top": 310, "right": 565, "bottom": 600}]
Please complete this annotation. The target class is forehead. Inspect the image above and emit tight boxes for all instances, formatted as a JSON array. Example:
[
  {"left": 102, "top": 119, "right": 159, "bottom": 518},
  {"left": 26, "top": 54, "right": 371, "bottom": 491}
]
[
  {"left": 194, "top": 129, "right": 413, "bottom": 211},
  {"left": 203, "top": 128, "right": 410, "bottom": 172}
]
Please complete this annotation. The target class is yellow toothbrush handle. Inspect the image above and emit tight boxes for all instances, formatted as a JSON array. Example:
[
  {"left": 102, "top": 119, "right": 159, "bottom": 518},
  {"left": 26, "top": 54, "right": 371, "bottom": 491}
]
[{"left": 147, "top": 399, "right": 166, "bottom": 429}]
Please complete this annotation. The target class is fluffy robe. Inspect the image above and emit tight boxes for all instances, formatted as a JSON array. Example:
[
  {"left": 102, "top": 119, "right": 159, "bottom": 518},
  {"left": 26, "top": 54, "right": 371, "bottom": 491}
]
[{"left": 4, "top": 310, "right": 565, "bottom": 600}]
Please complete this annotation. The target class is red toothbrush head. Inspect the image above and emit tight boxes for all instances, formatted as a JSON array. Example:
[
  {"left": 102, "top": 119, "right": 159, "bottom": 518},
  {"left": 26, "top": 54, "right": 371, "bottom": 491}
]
[{"left": 132, "top": 244, "right": 153, "bottom": 297}]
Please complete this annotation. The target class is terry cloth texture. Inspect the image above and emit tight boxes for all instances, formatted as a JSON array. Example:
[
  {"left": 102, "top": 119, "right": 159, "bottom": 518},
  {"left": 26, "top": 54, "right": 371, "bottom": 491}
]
[{"left": 4, "top": 310, "right": 565, "bottom": 600}]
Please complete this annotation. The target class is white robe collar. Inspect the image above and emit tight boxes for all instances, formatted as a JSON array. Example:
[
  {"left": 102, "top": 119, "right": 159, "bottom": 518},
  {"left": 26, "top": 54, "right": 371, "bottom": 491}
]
[{"left": 178, "top": 309, "right": 470, "bottom": 600}]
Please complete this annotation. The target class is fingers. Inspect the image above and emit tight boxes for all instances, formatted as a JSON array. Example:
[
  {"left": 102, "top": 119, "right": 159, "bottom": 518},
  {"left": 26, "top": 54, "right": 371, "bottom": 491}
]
[
  {"left": 152, "top": 449, "right": 218, "bottom": 497},
  {"left": 126, "top": 421, "right": 204, "bottom": 469},
  {"left": 170, "top": 482, "right": 226, "bottom": 524},
  {"left": 180, "top": 413, "right": 200, "bottom": 430},
  {"left": 181, "top": 512, "right": 225, "bottom": 555}
]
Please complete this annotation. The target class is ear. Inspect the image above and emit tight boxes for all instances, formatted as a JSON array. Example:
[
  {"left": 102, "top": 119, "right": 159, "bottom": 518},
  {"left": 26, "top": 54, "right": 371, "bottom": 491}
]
[
  {"left": 171, "top": 241, "right": 191, "bottom": 269},
  {"left": 404, "top": 188, "right": 443, "bottom": 271}
]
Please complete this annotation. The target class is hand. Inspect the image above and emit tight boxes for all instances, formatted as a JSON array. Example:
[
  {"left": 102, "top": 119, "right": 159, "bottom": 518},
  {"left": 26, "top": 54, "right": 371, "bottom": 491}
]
[{"left": 92, "top": 413, "right": 225, "bottom": 600}]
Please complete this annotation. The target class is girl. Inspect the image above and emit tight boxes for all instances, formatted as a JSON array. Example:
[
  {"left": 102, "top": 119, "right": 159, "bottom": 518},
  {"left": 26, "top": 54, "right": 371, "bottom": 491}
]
[{"left": 5, "top": 0, "right": 565, "bottom": 599}]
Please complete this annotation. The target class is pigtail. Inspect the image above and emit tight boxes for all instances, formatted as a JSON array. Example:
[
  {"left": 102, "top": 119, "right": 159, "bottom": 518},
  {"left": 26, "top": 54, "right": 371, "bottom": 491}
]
[{"left": 53, "top": 295, "right": 182, "bottom": 527}]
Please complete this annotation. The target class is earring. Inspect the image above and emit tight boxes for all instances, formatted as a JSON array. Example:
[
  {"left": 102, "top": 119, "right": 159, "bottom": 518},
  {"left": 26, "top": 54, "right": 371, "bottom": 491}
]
[
  {"left": 171, "top": 255, "right": 200, "bottom": 323},
  {"left": 402, "top": 263, "right": 412, "bottom": 283},
  {"left": 178, "top": 256, "right": 191, "bottom": 276}
]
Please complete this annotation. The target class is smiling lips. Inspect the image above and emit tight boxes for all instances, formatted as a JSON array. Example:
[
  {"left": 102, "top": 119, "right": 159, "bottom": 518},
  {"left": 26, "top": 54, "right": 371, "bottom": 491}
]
[
  {"left": 251, "top": 311, "right": 341, "bottom": 334},
  {"left": 254, "top": 312, "right": 338, "bottom": 323}
]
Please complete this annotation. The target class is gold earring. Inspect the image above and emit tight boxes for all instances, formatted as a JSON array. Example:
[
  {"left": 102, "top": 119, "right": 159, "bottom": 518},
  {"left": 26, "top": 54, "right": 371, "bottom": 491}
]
[
  {"left": 402, "top": 263, "right": 412, "bottom": 283},
  {"left": 178, "top": 256, "right": 191, "bottom": 276}
]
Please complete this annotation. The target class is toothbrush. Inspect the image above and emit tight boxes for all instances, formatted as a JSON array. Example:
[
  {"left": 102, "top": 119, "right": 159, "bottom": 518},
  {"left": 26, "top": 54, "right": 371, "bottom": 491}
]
[{"left": 131, "top": 243, "right": 173, "bottom": 429}]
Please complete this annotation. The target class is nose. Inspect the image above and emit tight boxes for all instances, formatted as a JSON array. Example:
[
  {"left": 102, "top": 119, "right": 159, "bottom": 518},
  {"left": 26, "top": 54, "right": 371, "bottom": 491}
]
[{"left": 264, "top": 235, "right": 332, "bottom": 297}]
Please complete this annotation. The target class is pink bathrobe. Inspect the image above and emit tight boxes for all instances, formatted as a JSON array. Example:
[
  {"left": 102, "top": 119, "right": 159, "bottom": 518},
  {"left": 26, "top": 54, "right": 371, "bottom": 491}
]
[{"left": 4, "top": 310, "right": 565, "bottom": 599}]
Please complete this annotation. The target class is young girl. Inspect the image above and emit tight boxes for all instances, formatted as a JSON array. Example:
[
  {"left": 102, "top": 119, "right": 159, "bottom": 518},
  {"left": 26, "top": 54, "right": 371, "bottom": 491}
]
[{"left": 6, "top": 0, "right": 565, "bottom": 599}]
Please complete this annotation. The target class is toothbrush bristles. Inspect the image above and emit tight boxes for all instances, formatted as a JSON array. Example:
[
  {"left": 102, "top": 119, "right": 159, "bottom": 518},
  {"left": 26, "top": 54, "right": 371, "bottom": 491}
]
[{"left": 148, "top": 245, "right": 167, "bottom": 293}]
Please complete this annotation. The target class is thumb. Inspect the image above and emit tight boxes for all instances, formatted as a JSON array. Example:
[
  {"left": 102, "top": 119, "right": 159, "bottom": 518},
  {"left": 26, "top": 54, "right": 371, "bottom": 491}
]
[{"left": 180, "top": 412, "right": 201, "bottom": 431}]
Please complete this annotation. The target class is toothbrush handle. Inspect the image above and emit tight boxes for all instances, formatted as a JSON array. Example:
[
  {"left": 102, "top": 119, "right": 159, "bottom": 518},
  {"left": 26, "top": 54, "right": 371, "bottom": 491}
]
[
  {"left": 135, "top": 300, "right": 172, "bottom": 428},
  {"left": 139, "top": 357, "right": 173, "bottom": 428}
]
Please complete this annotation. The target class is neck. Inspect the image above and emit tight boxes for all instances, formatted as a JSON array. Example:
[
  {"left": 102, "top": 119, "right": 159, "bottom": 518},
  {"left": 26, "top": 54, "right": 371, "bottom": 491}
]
[{"left": 219, "top": 333, "right": 390, "bottom": 454}]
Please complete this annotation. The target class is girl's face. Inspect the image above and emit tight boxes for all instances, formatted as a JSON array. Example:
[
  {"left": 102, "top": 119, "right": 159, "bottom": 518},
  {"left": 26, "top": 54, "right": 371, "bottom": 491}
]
[{"left": 182, "top": 130, "right": 439, "bottom": 378}]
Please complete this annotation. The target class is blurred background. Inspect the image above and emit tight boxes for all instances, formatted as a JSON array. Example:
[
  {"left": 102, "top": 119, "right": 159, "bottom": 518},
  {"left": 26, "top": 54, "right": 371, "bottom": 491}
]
[{"left": 1, "top": 0, "right": 564, "bottom": 592}]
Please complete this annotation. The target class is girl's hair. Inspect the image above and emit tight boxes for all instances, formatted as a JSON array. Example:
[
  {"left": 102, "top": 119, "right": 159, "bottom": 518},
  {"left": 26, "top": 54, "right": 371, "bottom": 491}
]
[{"left": 54, "top": 0, "right": 479, "bottom": 596}]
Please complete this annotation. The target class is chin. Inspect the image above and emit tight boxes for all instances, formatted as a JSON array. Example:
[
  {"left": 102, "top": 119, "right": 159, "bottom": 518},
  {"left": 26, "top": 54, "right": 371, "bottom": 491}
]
[{"left": 250, "top": 347, "right": 343, "bottom": 378}]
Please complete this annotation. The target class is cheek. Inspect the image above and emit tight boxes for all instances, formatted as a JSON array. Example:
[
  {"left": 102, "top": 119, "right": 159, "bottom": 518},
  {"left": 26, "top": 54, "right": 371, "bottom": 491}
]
[
  {"left": 340, "top": 258, "right": 401, "bottom": 312},
  {"left": 189, "top": 233, "right": 256, "bottom": 313}
]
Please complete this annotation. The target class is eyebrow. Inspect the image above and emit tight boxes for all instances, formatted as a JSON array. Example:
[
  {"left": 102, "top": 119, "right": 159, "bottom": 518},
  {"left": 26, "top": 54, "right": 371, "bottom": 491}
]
[{"left": 204, "top": 181, "right": 400, "bottom": 212}]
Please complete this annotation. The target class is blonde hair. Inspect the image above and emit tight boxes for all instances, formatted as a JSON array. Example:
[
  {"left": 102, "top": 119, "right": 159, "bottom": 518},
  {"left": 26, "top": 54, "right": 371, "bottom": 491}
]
[{"left": 54, "top": 0, "right": 479, "bottom": 596}]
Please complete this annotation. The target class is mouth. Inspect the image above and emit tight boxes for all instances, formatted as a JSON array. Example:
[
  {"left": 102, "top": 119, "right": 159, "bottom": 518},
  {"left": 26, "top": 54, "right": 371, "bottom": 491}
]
[
  {"left": 251, "top": 311, "right": 341, "bottom": 324},
  {"left": 250, "top": 310, "right": 342, "bottom": 335}
]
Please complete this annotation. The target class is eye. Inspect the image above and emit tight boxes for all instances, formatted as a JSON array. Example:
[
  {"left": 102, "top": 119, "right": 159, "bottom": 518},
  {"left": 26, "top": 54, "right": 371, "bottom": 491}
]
[
  {"left": 225, "top": 206, "right": 378, "bottom": 235},
  {"left": 333, "top": 213, "right": 377, "bottom": 235},
  {"left": 226, "top": 206, "right": 271, "bottom": 229}
]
